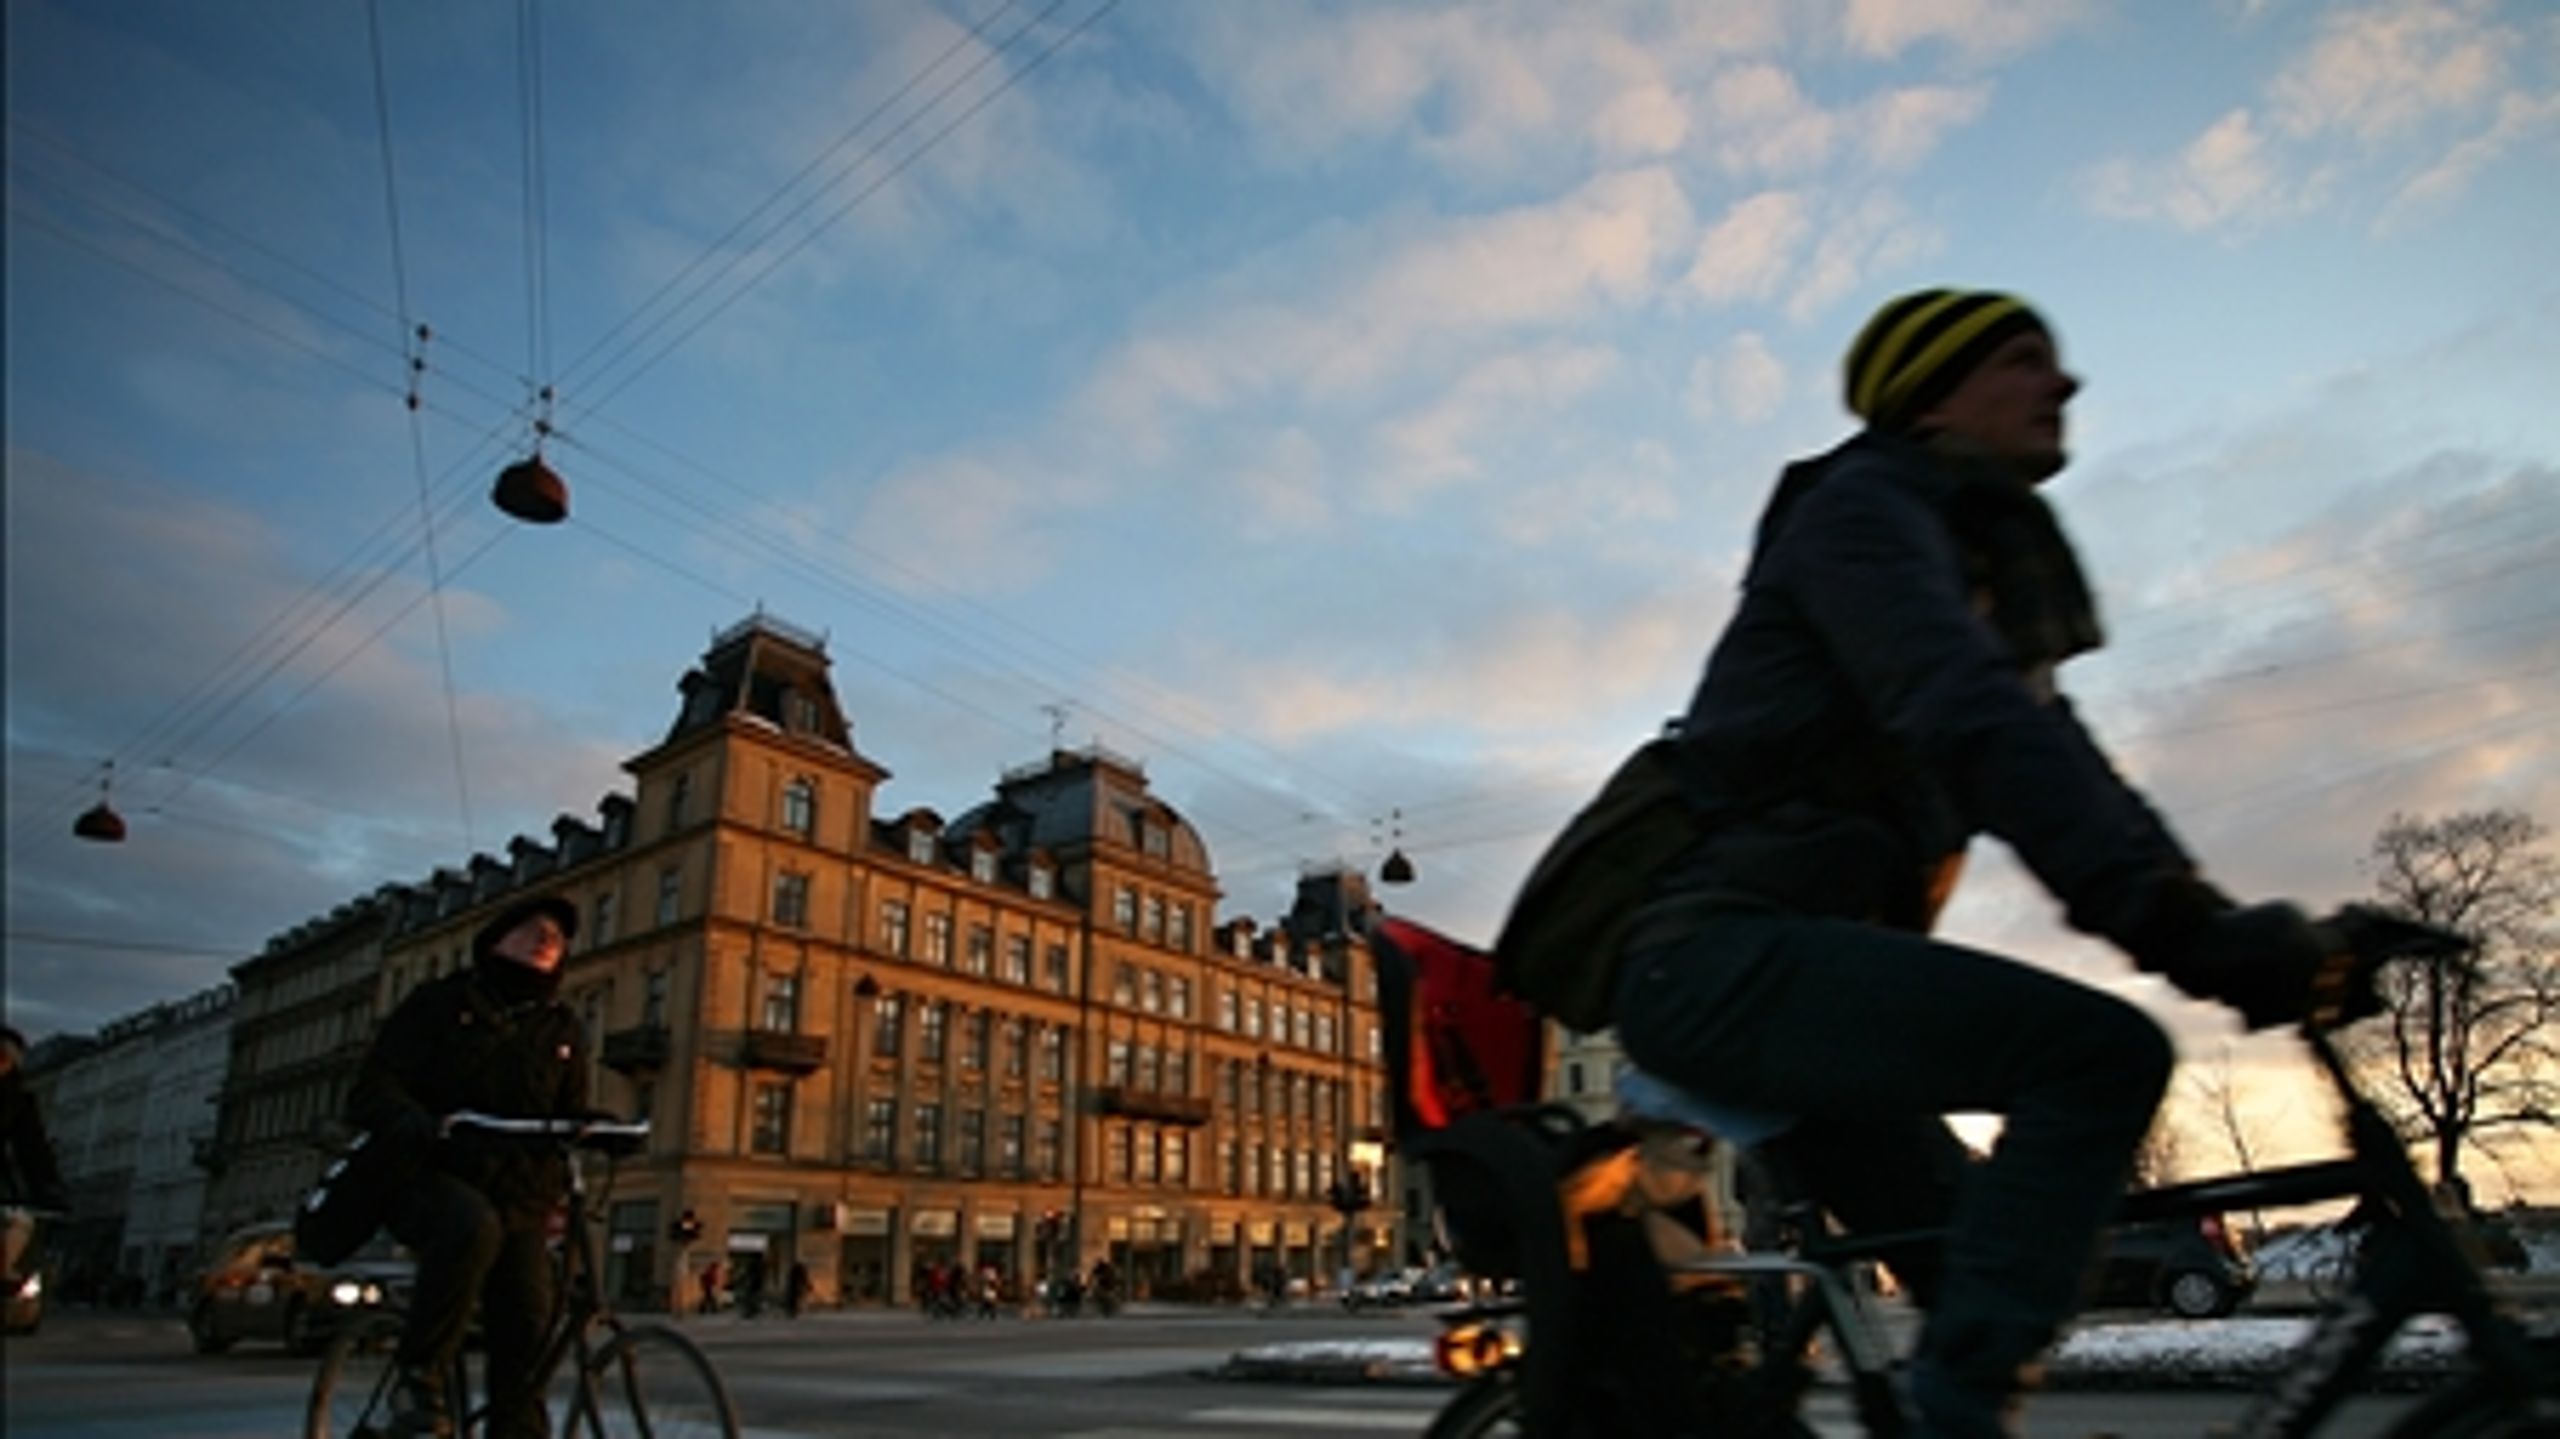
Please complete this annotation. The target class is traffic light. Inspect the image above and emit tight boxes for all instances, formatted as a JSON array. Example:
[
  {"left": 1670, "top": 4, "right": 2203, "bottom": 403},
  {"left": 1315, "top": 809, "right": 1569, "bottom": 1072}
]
[{"left": 669, "top": 1209, "right": 703, "bottom": 1244}]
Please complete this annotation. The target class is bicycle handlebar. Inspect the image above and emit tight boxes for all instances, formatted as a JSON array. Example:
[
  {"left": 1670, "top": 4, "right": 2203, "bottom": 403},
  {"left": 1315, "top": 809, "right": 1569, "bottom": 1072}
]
[
  {"left": 2305, "top": 904, "right": 2472, "bottom": 1032},
  {"left": 443, "top": 1111, "right": 651, "bottom": 1155}
]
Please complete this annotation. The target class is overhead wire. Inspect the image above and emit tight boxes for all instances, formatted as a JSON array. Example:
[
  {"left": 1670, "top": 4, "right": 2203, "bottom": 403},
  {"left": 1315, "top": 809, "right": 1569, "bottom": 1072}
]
[
  {"left": 567, "top": 0, "right": 1116, "bottom": 419},
  {"left": 370, "top": 0, "right": 477, "bottom": 853}
]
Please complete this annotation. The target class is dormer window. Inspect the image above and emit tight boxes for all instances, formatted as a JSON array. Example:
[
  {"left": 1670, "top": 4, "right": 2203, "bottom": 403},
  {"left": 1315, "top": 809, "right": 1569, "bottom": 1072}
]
[
  {"left": 970, "top": 848, "right": 996, "bottom": 884},
  {"left": 668, "top": 773, "right": 691, "bottom": 833},
  {"left": 785, "top": 689, "right": 821, "bottom": 735},
  {"left": 1027, "top": 865, "right": 1054, "bottom": 901},
  {"left": 907, "top": 828, "right": 936, "bottom": 866}
]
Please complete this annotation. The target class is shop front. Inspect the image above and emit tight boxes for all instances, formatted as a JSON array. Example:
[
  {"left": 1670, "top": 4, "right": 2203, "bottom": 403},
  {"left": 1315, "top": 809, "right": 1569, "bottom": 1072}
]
[
  {"left": 910, "top": 1208, "right": 961, "bottom": 1298},
  {"left": 972, "top": 1211, "right": 1018, "bottom": 1293},
  {"left": 605, "top": 1198, "right": 662, "bottom": 1310},
  {"left": 838, "top": 1206, "right": 893, "bottom": 1305}
]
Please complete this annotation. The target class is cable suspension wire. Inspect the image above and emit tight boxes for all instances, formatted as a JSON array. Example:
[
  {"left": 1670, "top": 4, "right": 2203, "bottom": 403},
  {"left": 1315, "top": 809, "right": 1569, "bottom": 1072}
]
[
  {"left": 570, "top": 0, "right": 1114, "bottom": 418},
  {"left": 4, "top": 930, "right": 264, "bottom": 960},
  {"left": 552, "top": 0, "right": 1023, "bottom": 388},
  {"left": 372, "top": 0, "right": 477, "bottom": 852}
]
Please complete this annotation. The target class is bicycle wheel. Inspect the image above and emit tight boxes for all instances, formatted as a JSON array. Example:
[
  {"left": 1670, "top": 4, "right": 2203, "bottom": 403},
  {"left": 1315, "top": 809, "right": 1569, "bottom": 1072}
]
[
  {"left": 2377, "top": 1338, "right": 2560, "bottom": 1439},
  {"left": 580, "top": 1322, "right": 739, "bottom": 1438},
  {"left": 1424, "top": 1376, "right": 1525, "bottom": 1439},
  {"left": 305, "top": 1312, "right": 406, "bottom": 1439}
]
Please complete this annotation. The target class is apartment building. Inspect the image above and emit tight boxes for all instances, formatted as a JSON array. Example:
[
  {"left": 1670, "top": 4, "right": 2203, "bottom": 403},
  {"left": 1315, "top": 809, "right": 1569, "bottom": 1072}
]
[{"left": 352, "top": 613, "right": 1395, "bottom": 1309}]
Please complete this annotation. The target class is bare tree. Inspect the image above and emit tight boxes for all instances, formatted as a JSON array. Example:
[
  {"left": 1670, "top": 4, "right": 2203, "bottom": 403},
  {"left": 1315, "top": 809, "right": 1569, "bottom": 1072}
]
[
  {"left": 2182, "top": 1043, "right": 2281, "bottom": 1241},
  {"left": 2129, "top": 1106, "right": 2185, "bottom": 1191},
  {"left": 2347, "top": 809, "right": 2560, "bottom": 1199}
]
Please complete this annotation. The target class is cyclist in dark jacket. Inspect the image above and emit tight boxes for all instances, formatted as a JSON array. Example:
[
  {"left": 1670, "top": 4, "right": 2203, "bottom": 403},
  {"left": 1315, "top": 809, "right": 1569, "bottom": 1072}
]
[
  {"left": 350, "top": 894, "right": 588, "bottom": 1439},
  {"left": 1617, "top": 289, "right": 2334, "bottom": 1439}
]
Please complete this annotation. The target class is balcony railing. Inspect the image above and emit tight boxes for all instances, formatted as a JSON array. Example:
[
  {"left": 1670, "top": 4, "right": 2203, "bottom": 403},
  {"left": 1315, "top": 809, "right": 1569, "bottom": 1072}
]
[
  {"left": 601, "top": 1023, "right": 672, "bottom": 1075},
  {"left": 739, "top": 1028, "right": 828, "bottom": 1074},
  {"left": 1094, "top": 1085, "right": 1213, "bottom": 1126}
]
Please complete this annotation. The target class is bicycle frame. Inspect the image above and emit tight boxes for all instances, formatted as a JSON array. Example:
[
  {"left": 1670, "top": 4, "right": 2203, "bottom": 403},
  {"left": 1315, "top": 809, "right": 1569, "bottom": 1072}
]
[
  {"left": 1428, "top": 1003, "right": 2549, "bottom": 1438},
  {"left": 455, "top": 1117, "right": 641, "bottom": 1435}
]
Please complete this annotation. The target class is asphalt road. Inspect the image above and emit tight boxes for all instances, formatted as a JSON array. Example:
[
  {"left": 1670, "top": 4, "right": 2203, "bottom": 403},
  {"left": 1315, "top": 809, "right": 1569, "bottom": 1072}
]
[{"left": 3, "top": 1303, "right": 2446, "bottom": 1437}]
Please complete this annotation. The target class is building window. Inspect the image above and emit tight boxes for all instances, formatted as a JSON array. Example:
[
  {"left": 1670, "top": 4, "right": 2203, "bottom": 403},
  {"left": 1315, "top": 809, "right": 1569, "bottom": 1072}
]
[
  {"left": 1044, "top": 944, "right": 1071, "bottom": 993},
  {"left": 761, "top": 972, "right": 801, "bottom": 1032},
  {"left": 864, "top": 1099, "right": 897, "bottom": 1163},
  {"left": 1134, "top": 1125, "right": 1159, "bottom": 1183},
  {"left": 907, "top": 827, "right": 936, "bottom": 865},
  {"left": 875, "top": 993, "right": 904, "bottom": 1058},
  {"left": 1272, "top": 1000, "right": 1291, "bottom": 1048},
  {"left": 781, "top": 777, "right": 816, "bottom": 839},
  {"left": 1314, "top": 1013, "right": 1334, "bottom": 1054},
  {"left": 1038, "top": 1027, "right": 1064, "bottom": 1081},
  {"left": 655, "top": 867, "right": 682, "bottom": 926},
  {"left": 1000, "top": 1115, "right": 1026, "bottom": 1175},
  {"left": 1169, "top": 903, "right": 1193, "bottom": 954},
  {"left": 1028, "top": 865, "right": 1053, "bottom": 901},
  {"left": 919, "top": 1002, "right": 947, "bottom": 1063},
  {"left": 751, "top": 1083, "right": 792, "bottom": 1155},
  {"left": 1004, "top": 935, "right": 1032, "bottom": 985},
  {"left": 1106, "top": 1037, "right": 1131, "bottom": 1085},
  {"left": 958, "top": 1109, "right": 985, "bottom": 1173},
  {"left": 1220, "top": 1137, "right": 1239, "bottom": 1194},
  {"left": 1141, "top": 970, "right": 1163, "bottom": 1014},
  {"left": 1036, "top": 1119, "right": 1062, "bottom": 1179},
  {"left": 1003, "top": 1018, "right": 1027, "bottom": 1078},
  {"left": 642, "top": 969, "right": 668, "bottom": 1026},
  {"left": 1135, "top": 1044, "right": 1159, "bottom": 1092},
  {"left": 922, "top": 912, "right": 952, "bottom": 967},
  {"left": 667, "top": 772, "right": 691, "bottom": 833},
  {"left": 1220, "top": 1060, "right": 1240, "bottom": 1111},
  {"left": 964, "top": 924, "right": 993, "bottom": 976},
  {"left": 1294, "top": 1007, "right": 1312, "bottom": 1049},
  {"left": 786, "top": 689, "right": 821, "bottom": 735},
  {"left": 772, "top": 871, "right": 810, "bottom": 929},
  {"left": 1112, "top": 886, "right": 1137, "bottom": 934},
  {"left": 1107, "top": 1126, "right": 1132, "bottom": 1183},
  {"left": 964, "top": 1010, "right": 990, "bottom": 1070},
  {"left": 591, "top": 891, "right": 618, "bottom": 947},
  {"left": 1163, "top": 1132, "right": 1188, "bottom": 1187},
  {"left": 1164, "top": 1048, "right": 1189, "bottom": 1097},
  {"left": 1246, "top": 1142, "right": 1264, "bottom": 1196},
  {"left": 915, "top": 1104, "right": 944, "bottom": 1169},
  {"left": 969, "top": 848, "right": 996, "bottom": 884},
  {"left": 1111, "top": 964, "right": 1136, "bottom": 1006},
  {"left": 1168, "top": 976, "right": 1191, "bottom": 1020},
  {"left": 879, "top": 899, "right": 910, "bottom": 957},
  {"left": 1243, "top": 996, "right": 1264, "bottom": 1040},
  {"left": 1216, "top": 989, "right": 1237, "bottom": 1032}
]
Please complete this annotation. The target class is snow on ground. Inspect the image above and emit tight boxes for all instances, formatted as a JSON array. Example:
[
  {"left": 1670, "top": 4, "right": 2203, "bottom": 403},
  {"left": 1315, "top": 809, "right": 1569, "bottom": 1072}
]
[{"left": 1228, "top": 1314, "right": 2473, "bottom": 1384}]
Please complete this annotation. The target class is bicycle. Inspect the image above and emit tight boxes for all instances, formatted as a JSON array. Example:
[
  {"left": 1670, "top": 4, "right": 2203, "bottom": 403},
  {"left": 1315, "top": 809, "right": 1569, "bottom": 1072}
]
[
  {"left": 1378, "top": 907, "right": 2559, "bottom": 1439},
  {"left": 305, "top": 1113, "right": 739, "bottom": 1439}
]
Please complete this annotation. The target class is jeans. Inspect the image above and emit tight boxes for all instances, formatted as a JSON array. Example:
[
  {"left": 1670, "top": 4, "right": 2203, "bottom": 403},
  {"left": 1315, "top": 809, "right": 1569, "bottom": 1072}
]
[
  {"left": 1613, "top": 911, "right": 2172, "bottom": 1430},
  {"left": 387, "top": 1172, "right": 559, "bottom": 1439}
]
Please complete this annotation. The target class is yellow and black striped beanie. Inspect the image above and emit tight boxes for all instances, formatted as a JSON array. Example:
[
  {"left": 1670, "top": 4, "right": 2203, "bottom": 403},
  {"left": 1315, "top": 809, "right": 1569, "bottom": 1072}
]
[{"left": 1843, "top": 288, "right": 2050, "bottom": 432}]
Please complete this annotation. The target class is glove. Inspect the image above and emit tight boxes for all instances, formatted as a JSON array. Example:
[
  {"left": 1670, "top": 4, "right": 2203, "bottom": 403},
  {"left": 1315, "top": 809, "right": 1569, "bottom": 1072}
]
[{"left": 2162, "top": 901, "right": 2332, "bottom": 1030}]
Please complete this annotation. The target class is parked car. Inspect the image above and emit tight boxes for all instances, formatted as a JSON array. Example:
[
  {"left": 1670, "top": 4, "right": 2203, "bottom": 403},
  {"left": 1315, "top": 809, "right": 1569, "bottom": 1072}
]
[
  {"left": 187, "top": 1221, "right": 412, "bottom": 1356},
  {"left": 2089, "top": 1214, "right": 2256, "bottom": 1319},
  {"left": 1341, "top": 1271, "right": 1415, "bottom": 1310}
]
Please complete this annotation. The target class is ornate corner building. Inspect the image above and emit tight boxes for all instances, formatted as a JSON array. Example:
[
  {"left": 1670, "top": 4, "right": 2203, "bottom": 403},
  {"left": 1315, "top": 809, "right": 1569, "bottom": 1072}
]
[{"left": 222, "top": 613, "right": 1397, "bottom": 1310}]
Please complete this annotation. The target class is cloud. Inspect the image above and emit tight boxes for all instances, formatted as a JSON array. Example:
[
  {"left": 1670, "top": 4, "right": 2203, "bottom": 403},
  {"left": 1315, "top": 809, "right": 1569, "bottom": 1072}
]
[
  {"left": 1683, "top": 190, "right": 1811, "bottom": 303},
  {"left": 1370, "top": 343, "right": 1622, "bottom": 503},
  {"left": 1682, "top": 187, "right": 1941, "bottom": 317},
  {"left": 2082, "top": 107, "right": 2300, "bottom": 233},
  {"left": 2267, "top": 0, "right": 2508, "bottom": 142},
  {"left": 1840, "top": 0, "right": 2095, "bottom": 61},
  {"left": 1684, "top": 329, "right": 1791, "bottom": 424},
  {"left": 2081, "top": 0, "right": 2543, "bottom": 234}
]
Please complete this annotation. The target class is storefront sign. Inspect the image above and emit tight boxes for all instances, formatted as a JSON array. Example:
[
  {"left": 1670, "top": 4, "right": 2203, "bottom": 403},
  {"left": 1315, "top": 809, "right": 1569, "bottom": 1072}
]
[
  {"left": 1105, "top": 1218, "right": 1130, "bottom": 1240},
  {"left": 1208, "top": 1221, "right": 1237, "bottom": 1244},
  {"left": 1283, "top": 1222, "right": 1311, "bottom": 1245},
  {"left": 727, "top": 1233, "right": 769, "bottom": 1254},
  {"left": 912, "top": 1210, "right": 958, "bottom": 1238},
  {"left": 736, "top": 1203, "right": 796, "bottom": 1233},
  {"left": 1130, "top": 1220, "right": 1158, "bottom": 1242},
  {"left": 611, "top": 1234, "right": 636, "bottom": 1254},
  {"left": 976, "top": 1212, "right": 1016, "bottom": 1239},
  {"left": 845, "top": 1209, "right": 890, "bottom": 1237},
  {"left": 1246, "top": 1221, "right": 1276, "bottom": 1245}
]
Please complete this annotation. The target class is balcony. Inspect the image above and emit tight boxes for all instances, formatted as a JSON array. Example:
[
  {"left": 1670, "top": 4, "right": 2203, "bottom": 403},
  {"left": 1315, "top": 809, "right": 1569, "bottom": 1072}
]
[
  {"left": 739, "top": 1028, "right": 828, "bottom": 1074},
  {"left": 601, "top": 1023, "right": 672, "bottom": 1075},
  {"left": 1094, "top": 1085, "right": 1213, "bottom": 1126}
]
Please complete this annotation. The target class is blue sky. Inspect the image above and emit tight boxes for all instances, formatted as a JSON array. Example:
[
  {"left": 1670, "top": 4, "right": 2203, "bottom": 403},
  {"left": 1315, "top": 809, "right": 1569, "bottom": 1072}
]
[{"left": 8, "top": 2, "right": 2557, "bottom": 1188}]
